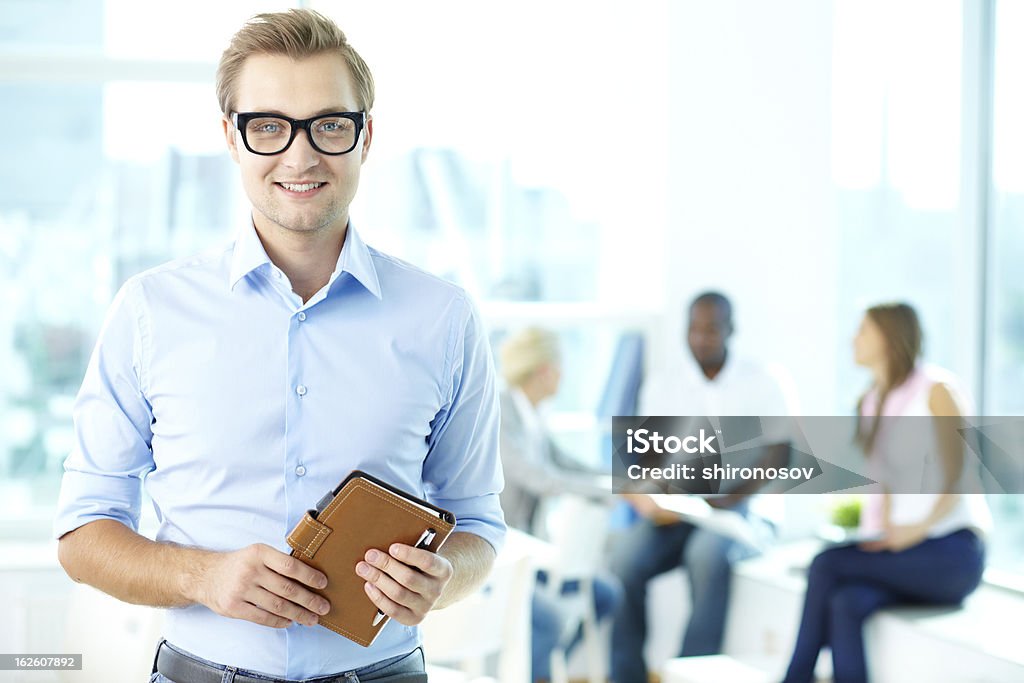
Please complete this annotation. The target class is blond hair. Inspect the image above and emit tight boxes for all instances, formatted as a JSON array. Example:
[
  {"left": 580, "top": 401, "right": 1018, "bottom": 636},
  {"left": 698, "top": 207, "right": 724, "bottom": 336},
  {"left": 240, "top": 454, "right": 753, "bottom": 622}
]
[
  {"left": 216, "top": 9, "right": 375, "bottom": 115},
  {"left": 500, "top": 328, "right": 561, "bottom": 388}
]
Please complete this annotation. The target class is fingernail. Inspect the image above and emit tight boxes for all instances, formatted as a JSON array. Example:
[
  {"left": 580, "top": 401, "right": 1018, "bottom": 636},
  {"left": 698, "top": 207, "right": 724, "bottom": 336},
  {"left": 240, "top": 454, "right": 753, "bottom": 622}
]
[
  {"left": 366, "top": 550, "right": 380, "bottom": 562},
  {"left": 356, "top": 562, "right": 369, "bottom": 577},
  {"left": 305, "top": 615, "right": 319, "bottom": 626},
  {"left": 317, "top": 600, "right": 330, "bottom": 615},
  {"left": 318, "top": 576, "right": 328, "bottom": 589}
]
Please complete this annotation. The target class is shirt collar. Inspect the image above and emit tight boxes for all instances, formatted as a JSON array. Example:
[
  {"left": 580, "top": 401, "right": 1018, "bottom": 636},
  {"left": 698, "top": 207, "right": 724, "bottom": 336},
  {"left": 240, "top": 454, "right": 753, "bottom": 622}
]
[
  {"left": 228, "top": 218, "right": 382, "bottom": 300},
  {"left": 228, "top": 218, "right": 272, "bottom": 291},
  {"left": 330, "top": 220, "right": 382, "bottom": 299},
  {"left": 684, "top": 350, "right": 733, "bottom": 386}
]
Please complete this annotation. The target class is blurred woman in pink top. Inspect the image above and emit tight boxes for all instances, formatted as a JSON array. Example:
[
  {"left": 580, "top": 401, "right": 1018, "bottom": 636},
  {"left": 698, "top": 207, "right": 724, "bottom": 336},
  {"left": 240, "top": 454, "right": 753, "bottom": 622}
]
[{"left": 783, "top": 303, "right": 989, "bottom": 683}]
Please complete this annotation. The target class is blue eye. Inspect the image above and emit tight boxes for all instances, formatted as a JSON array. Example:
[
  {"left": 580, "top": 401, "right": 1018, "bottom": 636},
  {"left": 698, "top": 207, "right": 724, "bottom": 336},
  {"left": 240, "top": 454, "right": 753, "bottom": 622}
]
[
  {"left": 247, "top": 118, "right": 289, "bottom": 137},
  {"left": 316, "top": 118, "right": 354, "bottom": 136}
]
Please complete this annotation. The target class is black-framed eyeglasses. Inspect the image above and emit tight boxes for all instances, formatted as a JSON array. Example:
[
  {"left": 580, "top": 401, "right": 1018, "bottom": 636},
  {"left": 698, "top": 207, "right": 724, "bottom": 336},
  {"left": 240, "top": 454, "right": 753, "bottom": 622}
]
[{"left": 231, "top": 111, "right": 366, "bottom": 156}]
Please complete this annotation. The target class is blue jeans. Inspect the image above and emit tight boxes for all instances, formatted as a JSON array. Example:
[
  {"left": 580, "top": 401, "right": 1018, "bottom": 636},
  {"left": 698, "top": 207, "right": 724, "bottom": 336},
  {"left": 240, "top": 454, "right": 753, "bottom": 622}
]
[
  {"left": 531, "top": 571, "right": 623, "bottom": 680},
  {"left": 782, "top": 529, "right": 985, "bottom": 683},
  {"left": 608, "top": 514, "right": 755, "bottom": 683}
]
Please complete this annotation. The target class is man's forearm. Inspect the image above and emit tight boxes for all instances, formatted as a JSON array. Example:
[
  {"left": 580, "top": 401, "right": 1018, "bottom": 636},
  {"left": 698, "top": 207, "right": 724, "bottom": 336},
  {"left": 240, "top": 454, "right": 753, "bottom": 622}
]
[
  {"left": 434, "top": 531, "right": 496, "bottom": 610},
  {"left": 62, "top": 520, "right": 497, "bottom": 620},
  {"left": 58, "top": 519, "right": 209, "bottom": 608}
]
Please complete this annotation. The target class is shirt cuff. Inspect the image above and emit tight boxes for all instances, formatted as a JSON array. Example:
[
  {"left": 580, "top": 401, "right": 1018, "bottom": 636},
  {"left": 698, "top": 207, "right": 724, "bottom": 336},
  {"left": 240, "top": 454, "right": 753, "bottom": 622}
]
[
  {"left": 53, "top": 469, "right": 143, "bottom": 540},
  {"left": 431, "top": 492, "right": 507, "bottom": 555}
]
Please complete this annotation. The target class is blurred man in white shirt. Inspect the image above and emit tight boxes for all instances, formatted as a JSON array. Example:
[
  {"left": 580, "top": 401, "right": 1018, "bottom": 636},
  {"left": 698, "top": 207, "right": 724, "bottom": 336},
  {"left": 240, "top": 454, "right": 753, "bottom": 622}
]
[{"left": 610, "top": 291, "right": 797, "bottom": 682}]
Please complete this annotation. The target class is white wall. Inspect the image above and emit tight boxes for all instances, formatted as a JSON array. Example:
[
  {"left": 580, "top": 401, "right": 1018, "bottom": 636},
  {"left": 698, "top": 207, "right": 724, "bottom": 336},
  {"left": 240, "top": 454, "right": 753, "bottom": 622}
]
[{"left": 656, "top": 0, "right": 839, "bottom": 415}]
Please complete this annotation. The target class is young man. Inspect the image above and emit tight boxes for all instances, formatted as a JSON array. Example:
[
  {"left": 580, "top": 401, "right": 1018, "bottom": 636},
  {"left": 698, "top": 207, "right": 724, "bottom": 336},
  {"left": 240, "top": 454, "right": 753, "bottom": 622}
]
[{"left": 54, "top": 10, "right": 505, "bottom": 682}]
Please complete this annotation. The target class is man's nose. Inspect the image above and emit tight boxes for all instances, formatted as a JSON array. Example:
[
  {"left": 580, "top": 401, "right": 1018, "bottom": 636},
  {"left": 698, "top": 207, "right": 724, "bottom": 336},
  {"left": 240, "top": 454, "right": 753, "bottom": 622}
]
[{"left": 280, "top": 128, "right": 320, "bottom": 169}]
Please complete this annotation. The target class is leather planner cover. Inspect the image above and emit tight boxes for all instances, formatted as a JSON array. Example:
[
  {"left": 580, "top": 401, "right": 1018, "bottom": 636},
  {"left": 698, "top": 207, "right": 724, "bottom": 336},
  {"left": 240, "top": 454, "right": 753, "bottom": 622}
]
[{"left": 285, "top": 470, "right": 456, "bottom": 647}]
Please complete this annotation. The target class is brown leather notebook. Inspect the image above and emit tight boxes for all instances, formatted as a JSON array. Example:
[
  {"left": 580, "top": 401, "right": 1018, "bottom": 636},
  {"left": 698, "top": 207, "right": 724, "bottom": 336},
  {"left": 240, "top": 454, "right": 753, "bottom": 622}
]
[{"left": 285, "top": 470, "right": 456, "bottom": 647}]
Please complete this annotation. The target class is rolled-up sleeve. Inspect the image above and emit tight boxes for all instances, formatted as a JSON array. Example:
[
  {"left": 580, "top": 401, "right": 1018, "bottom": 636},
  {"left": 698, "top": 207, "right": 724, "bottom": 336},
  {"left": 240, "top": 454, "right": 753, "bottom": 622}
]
[
  {"left": 423, "top": 294, "right": 506, "bottom": 554},
  {"left": 54, "top": 278, "right": 155, "bottom": 539}
]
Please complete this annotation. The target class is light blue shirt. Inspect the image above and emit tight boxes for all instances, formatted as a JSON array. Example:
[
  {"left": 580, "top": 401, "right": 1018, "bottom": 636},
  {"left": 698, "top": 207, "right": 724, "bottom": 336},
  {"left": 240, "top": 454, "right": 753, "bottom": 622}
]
[{"left": 54, "top": 220, "right": 506, "bottom": 678}]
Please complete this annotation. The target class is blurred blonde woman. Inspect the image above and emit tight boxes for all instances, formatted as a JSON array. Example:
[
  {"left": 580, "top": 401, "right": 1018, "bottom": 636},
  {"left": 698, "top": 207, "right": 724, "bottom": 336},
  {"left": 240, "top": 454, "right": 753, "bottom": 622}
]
[
  {"left": 498, "top": 327, "right": 622, "bottom": 682},
  {"left": 783, "top": 303, "right": 990, "bottom": 683}
]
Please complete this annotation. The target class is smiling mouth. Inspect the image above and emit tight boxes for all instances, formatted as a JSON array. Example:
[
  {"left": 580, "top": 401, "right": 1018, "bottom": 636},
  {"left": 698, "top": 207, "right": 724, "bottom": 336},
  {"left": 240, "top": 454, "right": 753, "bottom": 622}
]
[{"left": 277, "top": 182, "right": 325, "bottom": 193}]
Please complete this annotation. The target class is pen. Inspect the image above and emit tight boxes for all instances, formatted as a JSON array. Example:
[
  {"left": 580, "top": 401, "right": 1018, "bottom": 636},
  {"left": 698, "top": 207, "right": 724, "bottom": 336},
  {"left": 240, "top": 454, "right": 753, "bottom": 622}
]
[{"left": 372, "top": 528, "right": 437, "bottom": 627}]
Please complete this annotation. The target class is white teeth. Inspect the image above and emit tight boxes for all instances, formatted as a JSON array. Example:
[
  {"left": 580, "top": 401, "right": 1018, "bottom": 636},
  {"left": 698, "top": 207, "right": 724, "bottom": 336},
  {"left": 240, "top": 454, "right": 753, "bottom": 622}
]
[{"left": 280, "top": 182, "right": 323, "bottom": 192}]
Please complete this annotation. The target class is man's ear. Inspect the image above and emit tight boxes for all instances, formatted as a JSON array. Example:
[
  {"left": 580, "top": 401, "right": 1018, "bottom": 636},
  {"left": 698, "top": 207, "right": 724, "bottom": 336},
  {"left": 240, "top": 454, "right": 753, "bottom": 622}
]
[
  {"left": 222, "top": 115, "right": 240, "bottom": 164},
  {"left": 360, "top": 114, "right": 373, "bottom": 164}
]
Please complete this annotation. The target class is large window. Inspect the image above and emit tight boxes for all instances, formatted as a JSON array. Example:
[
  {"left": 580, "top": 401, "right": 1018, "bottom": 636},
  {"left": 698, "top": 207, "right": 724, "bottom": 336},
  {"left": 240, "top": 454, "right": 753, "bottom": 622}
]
[
  {"left": 983, "top": 0, "right": 1024, "bottom": 577},
  {"left": 830, "top": 0, "right": 970, "bottom": 410},
  {"left": 986, "top": 0, "right": 1024, "bottom": 414}
]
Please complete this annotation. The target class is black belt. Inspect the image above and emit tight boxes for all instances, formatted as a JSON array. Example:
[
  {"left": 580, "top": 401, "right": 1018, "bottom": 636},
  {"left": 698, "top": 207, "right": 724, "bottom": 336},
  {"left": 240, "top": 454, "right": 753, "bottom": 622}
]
[{"left": 154, "top": 640, "right": 427, "bottom": 683}]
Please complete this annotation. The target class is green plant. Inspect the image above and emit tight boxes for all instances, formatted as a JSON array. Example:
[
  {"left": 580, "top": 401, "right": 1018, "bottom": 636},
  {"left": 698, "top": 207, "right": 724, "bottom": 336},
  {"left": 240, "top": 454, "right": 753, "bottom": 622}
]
[{"left": 831, "top": 497, "right": 861, "bottom": 528}]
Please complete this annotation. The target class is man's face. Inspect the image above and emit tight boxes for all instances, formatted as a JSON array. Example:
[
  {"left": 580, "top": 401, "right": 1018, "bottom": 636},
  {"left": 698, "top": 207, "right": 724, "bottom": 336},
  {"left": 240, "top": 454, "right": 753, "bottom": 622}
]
[
  {"left": 222, "top": 52, "right": 373, "bottom": 237},
  {"left": 687, "top": 302, "right": 732, "bottom": 367}
]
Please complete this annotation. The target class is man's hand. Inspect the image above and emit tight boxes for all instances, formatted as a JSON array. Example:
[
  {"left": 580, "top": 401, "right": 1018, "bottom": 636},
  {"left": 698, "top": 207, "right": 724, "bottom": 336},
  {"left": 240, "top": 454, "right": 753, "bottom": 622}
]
[
  {"left": 704, "top": 494, "right": 742, "bottom": 510},
  {"left": 192, "top": 544, "right": 331, "bottom": 629},
  {"left": 356, "top": 543, "right": 454, "bottom": 625}
]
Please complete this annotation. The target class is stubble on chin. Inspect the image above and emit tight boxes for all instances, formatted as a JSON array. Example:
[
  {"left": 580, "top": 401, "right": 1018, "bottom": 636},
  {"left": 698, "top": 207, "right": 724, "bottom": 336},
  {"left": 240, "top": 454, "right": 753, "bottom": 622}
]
[{"left": 258, "top": 191, "right": 344, "bottom": 236}]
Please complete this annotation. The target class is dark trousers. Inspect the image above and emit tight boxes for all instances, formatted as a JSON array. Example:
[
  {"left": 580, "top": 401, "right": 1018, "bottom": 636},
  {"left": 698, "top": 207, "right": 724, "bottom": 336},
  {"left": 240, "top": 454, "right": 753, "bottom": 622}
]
[
  {"left": 531, "top": 570, "right": 623, "bottom": 679},
  {"left": 783, "top": 529, "right": 985, "bottom": 683},
  {"left": 608, "top": 514, "right": 754, "bottom": 683}
]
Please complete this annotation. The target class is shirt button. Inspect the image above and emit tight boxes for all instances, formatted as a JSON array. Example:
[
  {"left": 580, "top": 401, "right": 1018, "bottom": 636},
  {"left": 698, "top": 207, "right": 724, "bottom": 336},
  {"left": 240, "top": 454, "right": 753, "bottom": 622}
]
[
  {"left": 296, "top": 385, "right": 307, "bottom": 396},
  {"left": 297, "top": 312, "right": 307, "bottom": 322},
  {"left": 295, "top": 465, "right": 307, "bottom": 477}
]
